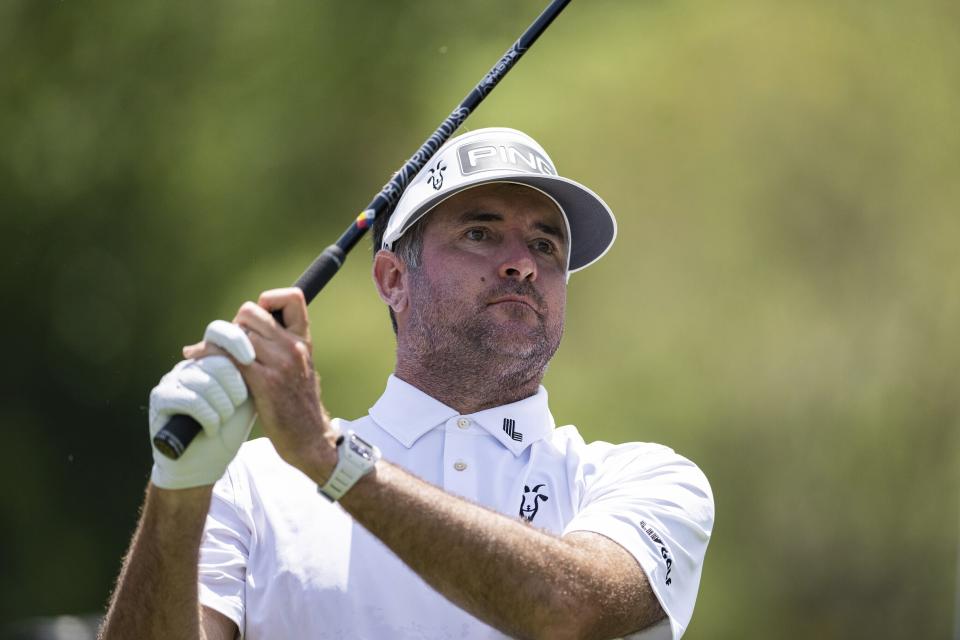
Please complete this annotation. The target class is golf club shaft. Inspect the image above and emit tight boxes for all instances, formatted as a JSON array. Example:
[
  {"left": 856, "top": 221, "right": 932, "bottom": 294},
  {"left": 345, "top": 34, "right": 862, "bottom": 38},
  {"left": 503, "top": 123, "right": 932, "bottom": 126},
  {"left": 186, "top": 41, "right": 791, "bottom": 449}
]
[{"left": 153, "top": 0, "right": 572, "bottom": 460}]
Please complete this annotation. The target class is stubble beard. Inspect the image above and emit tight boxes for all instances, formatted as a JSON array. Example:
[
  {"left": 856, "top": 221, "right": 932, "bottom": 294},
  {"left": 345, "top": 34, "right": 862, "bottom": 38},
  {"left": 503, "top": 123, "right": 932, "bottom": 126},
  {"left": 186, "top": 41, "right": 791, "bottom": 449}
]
[{"left": 398, "top": 269, "right": 564, "bottom": 410}]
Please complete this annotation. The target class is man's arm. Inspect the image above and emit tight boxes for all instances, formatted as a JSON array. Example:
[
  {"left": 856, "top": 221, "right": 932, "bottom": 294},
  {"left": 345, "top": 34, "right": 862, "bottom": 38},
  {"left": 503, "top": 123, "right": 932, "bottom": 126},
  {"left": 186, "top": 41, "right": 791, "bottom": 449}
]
[
  {"left": 98, "top": 485, "right": 239, "bottom": 640},
  {"left": 341, "top": 461, "right": 665, "bottom": 640},
  {"left": 101, "top": 322, "right": 258, "bottom": 639},
  {"left": 201, "top": 289, "right": 666, "bottom": 640}
]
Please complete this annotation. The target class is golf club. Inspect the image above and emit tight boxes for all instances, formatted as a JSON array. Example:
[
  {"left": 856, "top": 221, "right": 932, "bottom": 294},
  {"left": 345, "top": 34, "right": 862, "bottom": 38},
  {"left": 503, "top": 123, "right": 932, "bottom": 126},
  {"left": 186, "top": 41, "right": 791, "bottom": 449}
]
[{"left": 154, "top": 0, "right": 572, "bottom": 459}]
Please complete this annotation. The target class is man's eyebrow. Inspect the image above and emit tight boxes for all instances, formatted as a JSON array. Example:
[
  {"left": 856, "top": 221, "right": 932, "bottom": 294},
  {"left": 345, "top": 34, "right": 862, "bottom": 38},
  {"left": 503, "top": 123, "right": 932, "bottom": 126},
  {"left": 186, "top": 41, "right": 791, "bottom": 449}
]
[
  {"left": 456, "top": 210, "right": 504, "bottom": 224},
  {"left": 534, "top": 221, "right": 565, "bottom": 242},
  {"left": 456, "top": 210, "right": 566, "bottom": 242}
]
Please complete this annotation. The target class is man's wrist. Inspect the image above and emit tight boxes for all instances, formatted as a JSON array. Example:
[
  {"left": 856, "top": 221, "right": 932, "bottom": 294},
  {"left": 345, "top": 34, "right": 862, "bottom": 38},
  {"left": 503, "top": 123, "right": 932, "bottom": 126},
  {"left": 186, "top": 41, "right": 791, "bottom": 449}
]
[
  {"left": 317, "top": 430, "right": 382, "bottom": 502},
  {"left": 301, "top": 429, "right": 341, "bottom": 486},
  {"left": 147, "top": 483, "right": 215, "bottom": 522}
]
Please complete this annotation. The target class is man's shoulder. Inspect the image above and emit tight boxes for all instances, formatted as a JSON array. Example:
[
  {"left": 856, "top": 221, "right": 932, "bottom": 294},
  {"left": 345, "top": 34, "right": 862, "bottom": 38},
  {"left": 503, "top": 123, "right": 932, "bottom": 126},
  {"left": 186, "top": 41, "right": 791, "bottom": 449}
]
[
  {"left": 548, "top": 424, "right": 680, "bottom": 461},
  {"left": 549, "top": 425, "right": 711, "bottom": 492}
]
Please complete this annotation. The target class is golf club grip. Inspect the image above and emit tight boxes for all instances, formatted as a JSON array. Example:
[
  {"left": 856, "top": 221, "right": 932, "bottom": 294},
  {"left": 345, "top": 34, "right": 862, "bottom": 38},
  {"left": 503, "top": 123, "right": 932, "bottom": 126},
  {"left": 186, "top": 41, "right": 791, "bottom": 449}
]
[
  {"left": 151, "top": 245, "right": 345, "bottom": 460},
  {"left": 153, "top": 414, "right": 202, "bottom": 460}
]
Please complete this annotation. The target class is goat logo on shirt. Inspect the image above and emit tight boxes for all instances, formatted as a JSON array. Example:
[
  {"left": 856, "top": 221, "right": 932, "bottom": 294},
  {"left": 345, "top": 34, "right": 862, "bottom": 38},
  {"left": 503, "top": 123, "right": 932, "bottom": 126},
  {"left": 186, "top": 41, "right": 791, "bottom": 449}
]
[{"left": 519, "top": 484, "right": 549, "bottom": 522}]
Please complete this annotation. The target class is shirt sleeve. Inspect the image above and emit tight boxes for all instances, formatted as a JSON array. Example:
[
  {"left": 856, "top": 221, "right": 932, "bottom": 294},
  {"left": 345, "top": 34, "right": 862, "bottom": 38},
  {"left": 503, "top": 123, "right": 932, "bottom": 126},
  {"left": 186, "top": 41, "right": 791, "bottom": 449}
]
[
  {"left": 198, "top": 463, "right": 252, "bottom": 633},
  {"left": 562, "top": 443, "right": 714, "bottom": 640}
]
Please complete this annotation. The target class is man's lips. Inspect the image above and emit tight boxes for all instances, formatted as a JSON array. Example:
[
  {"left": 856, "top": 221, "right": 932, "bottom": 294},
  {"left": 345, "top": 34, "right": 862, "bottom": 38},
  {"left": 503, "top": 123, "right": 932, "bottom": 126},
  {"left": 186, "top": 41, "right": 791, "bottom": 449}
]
[{"left": 488, "top": 295, "right": 540, "bottom": 314}]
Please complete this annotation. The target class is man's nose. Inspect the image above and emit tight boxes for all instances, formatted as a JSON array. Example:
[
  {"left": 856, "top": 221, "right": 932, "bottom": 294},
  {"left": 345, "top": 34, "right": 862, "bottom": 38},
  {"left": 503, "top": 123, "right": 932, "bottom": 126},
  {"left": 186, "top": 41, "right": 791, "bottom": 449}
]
[{"left": 498, "top": 239, "right": 537, "bottom": 281}]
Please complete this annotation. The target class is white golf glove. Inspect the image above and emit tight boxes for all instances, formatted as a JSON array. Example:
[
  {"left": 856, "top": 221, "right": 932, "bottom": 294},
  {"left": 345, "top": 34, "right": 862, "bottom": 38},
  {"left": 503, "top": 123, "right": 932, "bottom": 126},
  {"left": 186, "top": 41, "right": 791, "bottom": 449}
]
[{"left": 148, "top": 320, "right": 257, "bottom": 489}]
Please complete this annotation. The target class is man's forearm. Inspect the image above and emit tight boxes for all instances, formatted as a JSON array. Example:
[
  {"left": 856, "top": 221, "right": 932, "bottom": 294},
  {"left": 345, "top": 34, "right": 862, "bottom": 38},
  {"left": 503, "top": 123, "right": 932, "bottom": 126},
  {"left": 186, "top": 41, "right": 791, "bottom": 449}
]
[
  {"left": 338, "top": 462, "right": 662, "bottom": 640},
  {"left": 99, "top": 484, "right": 213, "bottom": 640}
]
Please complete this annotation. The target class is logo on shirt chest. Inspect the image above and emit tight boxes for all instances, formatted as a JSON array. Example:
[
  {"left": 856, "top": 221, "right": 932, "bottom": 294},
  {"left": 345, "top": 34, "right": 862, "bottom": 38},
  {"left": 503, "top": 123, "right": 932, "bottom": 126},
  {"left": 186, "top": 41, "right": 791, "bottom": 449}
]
[{"left": 519, "top": 484, "right": 549, "bottom": 522}]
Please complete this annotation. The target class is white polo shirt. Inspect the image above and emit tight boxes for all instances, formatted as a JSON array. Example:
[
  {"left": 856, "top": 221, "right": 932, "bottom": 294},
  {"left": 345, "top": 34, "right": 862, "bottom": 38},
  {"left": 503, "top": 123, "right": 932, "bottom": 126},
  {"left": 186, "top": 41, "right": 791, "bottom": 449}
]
[{"left": 198, "top": 375, "right": 714, "bottom": 639}]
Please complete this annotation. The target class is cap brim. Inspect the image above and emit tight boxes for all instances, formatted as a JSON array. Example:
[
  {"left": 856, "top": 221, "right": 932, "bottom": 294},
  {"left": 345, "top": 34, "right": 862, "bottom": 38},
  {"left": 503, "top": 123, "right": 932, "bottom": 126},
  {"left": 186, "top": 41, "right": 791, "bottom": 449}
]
[{"left": 390, "top": 173, "right": 617, "bottom": 273}]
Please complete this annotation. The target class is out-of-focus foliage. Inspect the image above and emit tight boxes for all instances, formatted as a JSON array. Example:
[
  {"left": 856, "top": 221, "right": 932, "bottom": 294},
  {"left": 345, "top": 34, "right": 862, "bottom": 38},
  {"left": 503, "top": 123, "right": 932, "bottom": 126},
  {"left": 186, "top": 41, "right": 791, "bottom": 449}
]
[{"left": 1, "top": 1, "right": 957, "bottom": 638}]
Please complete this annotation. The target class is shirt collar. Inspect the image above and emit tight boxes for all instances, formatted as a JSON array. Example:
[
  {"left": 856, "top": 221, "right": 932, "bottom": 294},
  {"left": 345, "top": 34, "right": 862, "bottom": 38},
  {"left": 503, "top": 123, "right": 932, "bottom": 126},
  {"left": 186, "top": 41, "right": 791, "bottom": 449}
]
[{"left": 368, "top": 375, "right": 555, "bottom": 456}]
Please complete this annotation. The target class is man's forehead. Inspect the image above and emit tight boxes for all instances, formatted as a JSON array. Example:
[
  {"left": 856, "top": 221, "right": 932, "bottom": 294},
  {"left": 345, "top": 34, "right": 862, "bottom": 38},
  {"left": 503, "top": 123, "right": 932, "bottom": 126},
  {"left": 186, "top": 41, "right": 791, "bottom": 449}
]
[{"left": 430, "top": 183, "right": 566, "bottom": 237}]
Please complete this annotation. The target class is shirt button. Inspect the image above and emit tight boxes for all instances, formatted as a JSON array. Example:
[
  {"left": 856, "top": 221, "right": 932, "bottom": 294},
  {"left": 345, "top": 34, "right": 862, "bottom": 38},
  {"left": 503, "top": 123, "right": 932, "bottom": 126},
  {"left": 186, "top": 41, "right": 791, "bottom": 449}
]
[
  {"left": 453, "top": 460, "right": 468, "bottom": 471},
  {"left": 456, "top": 418, "right": 470, "bottom": 430}
]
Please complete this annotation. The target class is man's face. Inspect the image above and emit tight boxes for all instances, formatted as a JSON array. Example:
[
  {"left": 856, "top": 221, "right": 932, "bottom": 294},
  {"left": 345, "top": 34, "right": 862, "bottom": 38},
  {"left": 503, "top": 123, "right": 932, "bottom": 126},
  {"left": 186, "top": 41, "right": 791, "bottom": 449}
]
[{"left": 401, "top": 183, "right": 568, "bottom": 365}]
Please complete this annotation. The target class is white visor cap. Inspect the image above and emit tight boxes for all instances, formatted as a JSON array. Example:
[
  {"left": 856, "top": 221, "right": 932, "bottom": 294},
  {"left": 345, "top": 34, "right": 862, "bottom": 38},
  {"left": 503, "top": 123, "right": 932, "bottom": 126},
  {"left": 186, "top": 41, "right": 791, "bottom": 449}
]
[{"left": 381, "top": 127, "right": 617, "bottom": 273}]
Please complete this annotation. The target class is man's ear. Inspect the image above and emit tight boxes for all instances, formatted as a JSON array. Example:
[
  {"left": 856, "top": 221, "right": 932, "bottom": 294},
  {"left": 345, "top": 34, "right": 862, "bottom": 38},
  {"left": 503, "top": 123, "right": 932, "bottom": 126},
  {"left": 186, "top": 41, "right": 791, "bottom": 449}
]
[{"left": 373, "top": 249, "right": 409, "bottom": 314}]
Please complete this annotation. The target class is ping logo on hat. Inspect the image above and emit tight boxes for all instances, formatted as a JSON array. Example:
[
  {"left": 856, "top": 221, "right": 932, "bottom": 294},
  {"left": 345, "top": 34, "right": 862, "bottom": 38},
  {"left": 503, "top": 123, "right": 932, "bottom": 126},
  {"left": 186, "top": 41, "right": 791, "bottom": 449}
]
[{"left": 457, "top": 140, "right": 557, "bottom": 177}]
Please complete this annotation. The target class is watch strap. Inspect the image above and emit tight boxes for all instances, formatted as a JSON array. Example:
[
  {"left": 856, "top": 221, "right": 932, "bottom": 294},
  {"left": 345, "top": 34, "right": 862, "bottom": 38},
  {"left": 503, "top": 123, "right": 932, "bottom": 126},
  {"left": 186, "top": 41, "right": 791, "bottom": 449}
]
[{"left": 318, "top": 431, "right": 380, "bottom": 502}]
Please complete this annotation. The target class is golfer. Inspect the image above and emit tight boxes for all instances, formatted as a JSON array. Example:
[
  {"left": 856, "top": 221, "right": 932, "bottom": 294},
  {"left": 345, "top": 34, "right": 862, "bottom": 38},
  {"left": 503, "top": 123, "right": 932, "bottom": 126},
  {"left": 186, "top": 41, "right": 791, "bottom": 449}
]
[{"left": 99, "top": 128, "right": 714, "bottom": 640}]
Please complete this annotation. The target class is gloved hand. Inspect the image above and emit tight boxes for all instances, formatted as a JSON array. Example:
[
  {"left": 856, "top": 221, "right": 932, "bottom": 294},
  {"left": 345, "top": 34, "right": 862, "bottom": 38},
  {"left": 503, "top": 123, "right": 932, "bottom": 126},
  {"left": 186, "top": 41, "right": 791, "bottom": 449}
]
[{"left": 148, "top": 320, "right": 257, "bottom": 489}]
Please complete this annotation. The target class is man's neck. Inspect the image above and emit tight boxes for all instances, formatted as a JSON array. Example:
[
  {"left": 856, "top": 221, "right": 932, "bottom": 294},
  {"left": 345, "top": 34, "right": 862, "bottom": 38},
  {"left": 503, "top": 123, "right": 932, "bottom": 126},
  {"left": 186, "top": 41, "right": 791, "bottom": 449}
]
[{"left": 393, "top": 351, "right": 544, "bottom": 415}]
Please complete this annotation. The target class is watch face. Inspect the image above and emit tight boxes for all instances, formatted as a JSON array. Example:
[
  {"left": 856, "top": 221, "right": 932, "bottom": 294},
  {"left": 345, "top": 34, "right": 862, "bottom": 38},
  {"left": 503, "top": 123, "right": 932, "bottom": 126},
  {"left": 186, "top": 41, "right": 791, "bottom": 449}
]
[{"left": 348, "top": 434, "right": 374, "bottom": 460}]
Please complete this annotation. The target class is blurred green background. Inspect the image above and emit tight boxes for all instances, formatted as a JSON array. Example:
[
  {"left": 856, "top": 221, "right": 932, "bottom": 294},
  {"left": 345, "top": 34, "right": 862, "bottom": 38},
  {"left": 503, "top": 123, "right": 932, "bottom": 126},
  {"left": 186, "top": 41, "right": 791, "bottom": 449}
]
[{"left": 1, "top": 0, "right": 958, "bottom": 638}]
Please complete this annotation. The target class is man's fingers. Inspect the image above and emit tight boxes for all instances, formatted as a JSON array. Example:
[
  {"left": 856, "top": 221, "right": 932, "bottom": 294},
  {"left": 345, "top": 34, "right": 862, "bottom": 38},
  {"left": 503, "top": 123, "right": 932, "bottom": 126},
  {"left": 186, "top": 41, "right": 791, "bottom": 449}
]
[
  {"left": 149, "top": 382, "right": 221, "bottom": 436},
  {"left": 183, "top": 341, "right": 230, "bottom": 360},
  {"left": 197, "top": 355, "right": 248, "bottom": 407},
  {"left": 204, "top": 320, "right": 256, "bottom": 365},
  {"left": 234, "top": 301, "right": 281, "bottom": 339},
  {"left": 245, "top": 332, "right": 269, "bottom": 364},
  {"left": 258, "top": 288, "right": 310, "bottom": 338},
  {"left": 244, "top": 331, "right": 311, "bottom": 370},
  {"left": 177, "top": 364, "right": 234, "bottom": 425}
]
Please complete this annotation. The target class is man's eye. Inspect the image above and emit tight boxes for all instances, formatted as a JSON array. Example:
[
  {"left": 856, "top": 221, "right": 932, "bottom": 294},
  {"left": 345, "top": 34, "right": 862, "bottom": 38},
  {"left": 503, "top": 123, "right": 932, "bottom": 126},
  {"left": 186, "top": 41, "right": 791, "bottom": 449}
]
[
  {"left": 465, "top": 228, "right": 487, "bottom": 241},
  {"left": 532, "top": 239, "right": 557, "bottom": 254}
]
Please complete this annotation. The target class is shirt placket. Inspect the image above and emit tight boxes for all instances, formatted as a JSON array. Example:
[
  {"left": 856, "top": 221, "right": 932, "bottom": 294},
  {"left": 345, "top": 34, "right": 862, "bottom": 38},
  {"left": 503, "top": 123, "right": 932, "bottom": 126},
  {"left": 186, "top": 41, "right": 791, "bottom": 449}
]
[{"left": 441, "top": 416, "right": 479, "bottom": 500}]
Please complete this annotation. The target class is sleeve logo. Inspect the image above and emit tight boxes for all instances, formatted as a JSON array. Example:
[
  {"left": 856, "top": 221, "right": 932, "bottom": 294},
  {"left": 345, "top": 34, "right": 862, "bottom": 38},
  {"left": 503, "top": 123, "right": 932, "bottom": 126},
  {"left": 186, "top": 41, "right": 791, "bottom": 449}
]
[{"left": 640, "top": 520, "right": 674, "bottom": 586}]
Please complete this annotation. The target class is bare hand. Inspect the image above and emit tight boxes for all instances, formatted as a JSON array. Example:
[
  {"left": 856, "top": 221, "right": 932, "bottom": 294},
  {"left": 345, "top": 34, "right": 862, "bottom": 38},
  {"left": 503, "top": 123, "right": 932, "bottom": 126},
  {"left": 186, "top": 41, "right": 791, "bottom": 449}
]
[{"left": 184, "top": 288, "right": 338, "bottom": 481}]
